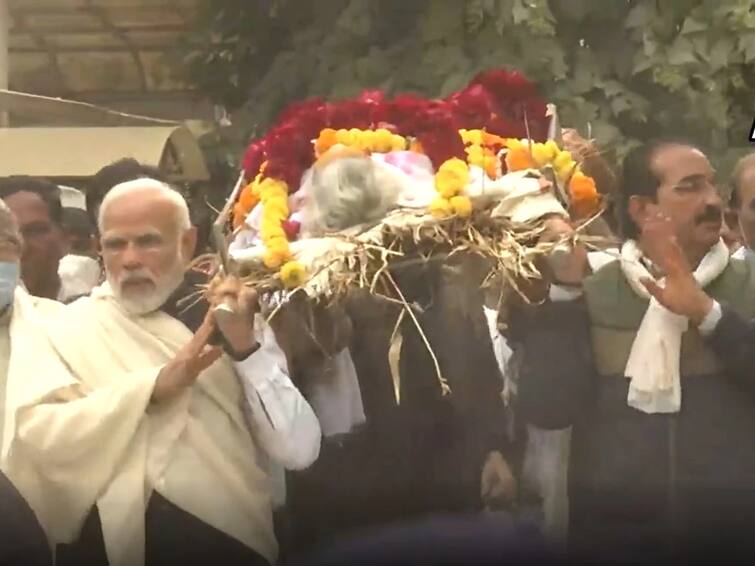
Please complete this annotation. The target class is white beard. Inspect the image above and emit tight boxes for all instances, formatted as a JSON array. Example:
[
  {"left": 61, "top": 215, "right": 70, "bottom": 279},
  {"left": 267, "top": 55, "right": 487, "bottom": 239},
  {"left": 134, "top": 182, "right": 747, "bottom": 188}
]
[{"left": 109, "top": 253, "right": 186, "bottom": 316}]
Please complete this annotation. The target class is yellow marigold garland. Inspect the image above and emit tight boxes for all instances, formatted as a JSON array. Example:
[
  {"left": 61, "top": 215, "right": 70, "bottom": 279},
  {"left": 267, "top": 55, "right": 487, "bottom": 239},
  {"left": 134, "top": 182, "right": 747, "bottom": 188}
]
[
  {"left": 315, "top": 128, "right": 406, "bottom": 157},
  {"left": 459, "top": 129, "right": 501, "bottom": 180},
  {"left": 241, "top": 128, "right": 599, "bottom": 286},
  {"left": 503, "top": 138, "right": 600, "bottom": 218},
  {"left": 432, "top": 157, "right": 473, "bottom": 219},
  {"left": 258, "top": 178, "right": 292, "bottom": 269}
]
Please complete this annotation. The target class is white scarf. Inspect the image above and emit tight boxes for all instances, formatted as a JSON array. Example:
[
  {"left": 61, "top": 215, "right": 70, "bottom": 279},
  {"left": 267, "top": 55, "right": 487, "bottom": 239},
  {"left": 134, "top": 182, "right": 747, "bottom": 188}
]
[
  {"left": 7, "top": 283, "right": 276, "bottom": 566},
  {"left": 732, "top": 245, "right": 755, "bottom": 262},
  {"left": 621, "top": 239, "right": 729, "bottom": 414}
]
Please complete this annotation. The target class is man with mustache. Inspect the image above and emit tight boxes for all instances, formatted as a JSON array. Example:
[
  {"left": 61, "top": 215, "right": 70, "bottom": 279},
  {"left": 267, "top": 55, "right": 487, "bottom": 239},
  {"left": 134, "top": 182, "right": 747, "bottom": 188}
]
[
  {"left": 507, "top": 140, "right": 755, "bottom": 561},
  {"left": 4, "top": 179, "right": 322, "bottom": 566}
]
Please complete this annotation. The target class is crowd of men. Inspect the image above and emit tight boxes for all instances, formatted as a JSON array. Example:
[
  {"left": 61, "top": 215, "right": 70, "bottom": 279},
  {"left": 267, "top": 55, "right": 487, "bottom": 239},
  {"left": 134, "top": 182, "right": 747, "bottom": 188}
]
[{"left": 1, "top": 141, "right": 755, "bottom": 566}]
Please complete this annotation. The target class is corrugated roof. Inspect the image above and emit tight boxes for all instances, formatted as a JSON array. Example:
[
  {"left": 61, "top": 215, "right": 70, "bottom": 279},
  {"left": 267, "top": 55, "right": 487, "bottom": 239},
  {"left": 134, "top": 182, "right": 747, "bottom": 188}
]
[{"left": 8, "top": 0, "right": 199, "bottom": 98}]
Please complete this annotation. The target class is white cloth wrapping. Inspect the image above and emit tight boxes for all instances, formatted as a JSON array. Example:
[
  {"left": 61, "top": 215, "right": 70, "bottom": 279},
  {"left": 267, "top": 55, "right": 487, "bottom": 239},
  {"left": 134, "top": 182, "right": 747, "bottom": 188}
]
[
  {"left": 620, "top": 239, "right": 729, "bottom": 414},
  {"left": 3, "top": 283, "right": 322, "bottom": 566},
  {"left": 305, "top": 348, "right": 366, "bottom": 438}
]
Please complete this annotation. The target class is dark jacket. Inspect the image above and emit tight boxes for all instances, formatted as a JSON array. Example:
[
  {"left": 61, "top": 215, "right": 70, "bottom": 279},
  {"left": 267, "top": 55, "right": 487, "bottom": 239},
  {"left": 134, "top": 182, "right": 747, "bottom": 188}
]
[
  {"left": 508, "top": 259, "right": 755, "bottom": 561},
  {"left": 285, "top": 260, "right": 515, "bottom": 553},
  {"left": 0, "top": 471, "right": 51, "bottom": 566}
]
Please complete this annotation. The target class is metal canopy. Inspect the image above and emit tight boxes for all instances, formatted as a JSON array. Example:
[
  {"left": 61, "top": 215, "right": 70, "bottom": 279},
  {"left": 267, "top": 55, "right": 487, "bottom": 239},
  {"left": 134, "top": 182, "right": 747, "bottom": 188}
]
[
  {"left": 0, "top": 125, "right": 209, "bottom": 181},
  {"left": 7, "top": 0, "right": 199, "bottom": 100}
]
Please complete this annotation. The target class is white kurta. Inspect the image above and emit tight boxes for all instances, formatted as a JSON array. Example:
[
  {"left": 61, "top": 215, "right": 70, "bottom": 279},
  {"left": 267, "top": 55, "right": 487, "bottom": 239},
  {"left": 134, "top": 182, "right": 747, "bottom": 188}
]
[{"left": 5, "top": 283, "right": 321, "bottom": 566}]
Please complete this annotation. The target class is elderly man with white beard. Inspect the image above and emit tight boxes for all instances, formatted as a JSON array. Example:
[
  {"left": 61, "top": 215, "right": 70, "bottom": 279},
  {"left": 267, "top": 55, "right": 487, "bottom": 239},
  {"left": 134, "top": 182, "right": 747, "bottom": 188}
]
[{"left": 4, "top": 179, "right": 322, "bottom": 566}]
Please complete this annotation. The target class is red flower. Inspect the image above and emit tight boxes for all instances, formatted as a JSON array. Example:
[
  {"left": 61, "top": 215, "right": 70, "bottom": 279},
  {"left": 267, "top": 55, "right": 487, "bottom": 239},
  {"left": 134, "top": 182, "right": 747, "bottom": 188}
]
[
  {"left": 282, "top": 219, "right": 301, "bottom": 239},
  {"left": 385, "top": 94, "right": 432, "bottom": 135},
  {"left": 471, "top": 69, "right": 538, "bottom": 102},
  {"left": 445, "top": 84, "right": 494, "bottom": 130},
  {"left": 242, "top": 140, "right": 267, "bottom": 180},
  {"left": 356, "top": 89, "right": 388, "bottom": 126},
  {"left": 264, "top": 122, "right": 314, "bottom": 190},
  {"left": 485, "top": 114, "right": 527, "bottom": 139},
  {"left": 275, "top": 97, "right": 330, "bottom": 138},
  {"left": 505, "top": 70, "right": 540, "bottom": 101},
  {"left": 413, "top": 105, "right": 465, "bottom": 168}
]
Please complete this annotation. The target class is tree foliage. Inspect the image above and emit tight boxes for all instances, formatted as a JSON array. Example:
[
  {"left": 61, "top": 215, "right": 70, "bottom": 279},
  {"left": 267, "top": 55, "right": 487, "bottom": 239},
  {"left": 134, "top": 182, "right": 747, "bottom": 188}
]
[{"left": 182, "top": 0, "right": 755, "bottom": 177}]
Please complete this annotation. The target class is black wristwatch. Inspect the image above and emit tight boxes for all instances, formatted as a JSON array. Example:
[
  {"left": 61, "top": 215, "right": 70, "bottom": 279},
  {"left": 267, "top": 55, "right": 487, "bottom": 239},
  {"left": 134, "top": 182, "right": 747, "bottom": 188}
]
[
  {"left": 227, "top": 341, "right": 261, "bottom": 362},
  {"left": 211, "top": 328, "right": 261, "bottom": 361}
]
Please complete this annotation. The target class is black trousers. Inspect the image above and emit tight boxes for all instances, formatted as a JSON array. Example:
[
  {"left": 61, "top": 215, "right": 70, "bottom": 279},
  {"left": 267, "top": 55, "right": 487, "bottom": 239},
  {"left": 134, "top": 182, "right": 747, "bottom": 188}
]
[{"left": 57, "top": 493, "right": 270, "bottom": 566}]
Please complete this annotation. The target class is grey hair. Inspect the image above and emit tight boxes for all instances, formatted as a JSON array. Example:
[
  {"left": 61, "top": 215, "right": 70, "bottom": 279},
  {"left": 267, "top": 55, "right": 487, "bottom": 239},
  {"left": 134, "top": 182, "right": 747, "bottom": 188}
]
[
  {"left": 0, "top": 200, "right": 22, "bottom": 249},
  {"left": 303, "top": 156, "right": 401, "bottom": 234},
  {"left": 98, "top": 178, "right": 191, "bottom": 235}
]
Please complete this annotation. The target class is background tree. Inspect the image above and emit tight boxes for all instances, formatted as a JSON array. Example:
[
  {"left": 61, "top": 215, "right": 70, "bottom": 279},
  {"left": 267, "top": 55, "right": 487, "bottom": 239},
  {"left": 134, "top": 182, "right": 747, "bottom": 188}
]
[{"left": 182, "top": 0, "right": 755, "bottom": 186}]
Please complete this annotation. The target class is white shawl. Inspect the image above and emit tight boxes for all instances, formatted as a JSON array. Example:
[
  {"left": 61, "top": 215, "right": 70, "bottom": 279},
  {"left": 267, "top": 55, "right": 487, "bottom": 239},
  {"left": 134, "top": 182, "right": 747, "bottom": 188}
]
[
  {"left": 620, "top": 239, "right": 729, "bottom": 414},
  {"left": 5, "top": 283, "right": 276, "bottom": 566},
  {"left": 0, "top": 287, "right": 62, "bottom": 463}
]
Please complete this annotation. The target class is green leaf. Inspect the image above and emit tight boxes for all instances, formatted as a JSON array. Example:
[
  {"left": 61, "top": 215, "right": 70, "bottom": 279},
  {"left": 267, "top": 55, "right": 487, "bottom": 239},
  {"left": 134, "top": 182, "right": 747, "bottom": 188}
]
[
  {"left": 590, "top": 121, "right": 621, "bottom": 145},
  {"left": 600, "top": 80, "right": 624, "bottom": 98},
  {"left": 625, "top": 3, "right": 654, "bottom": 29},
  {"left": 642, "top": 32, "right": 658, "bottom": 57},
  {"left": 739, "top": 32, "right": 755, "bottom": 62},
  {"left": 667, "top": 37, "right": 698, "bottom": 65},
  {"left": 632, "top": 52, "right": 655, "bottom": 74},
  {"left": 610, "top": 95, "right": 632, "bottom": 116},
  {"left": 465, "top": 0, "right": 485, "bottom": 33},
  {"left": 690, "top": 35, "right": 709, "bottom": 62},
  {"left": 512, "top": 0, "right": 529, "bottom": 24},
  {"left": 420, "top": 0, "right": 463, "bottom": 42},
  {"left": 439, "top": 71, "right": 471, "bottom": 96},
  {"left": 680, "top": 16, "right": 707, "bottom": 34},
  {"left": 709, "top": 37, "right": 733, "bottom": 70}
]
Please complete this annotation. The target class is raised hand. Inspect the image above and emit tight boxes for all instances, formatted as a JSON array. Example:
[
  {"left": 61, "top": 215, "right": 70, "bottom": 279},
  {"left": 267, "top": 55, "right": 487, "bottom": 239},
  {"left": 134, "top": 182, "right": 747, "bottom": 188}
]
[
  {"left": 639, "top": 213, "right": 713, "bottom": 325},
  {"left": 540, "top": 214, "right": 589, "bottom": 286},
  {"left": 481, "top": 450, "right": 517, "bottom": 509},
  {"left": 152, "top": 309, "right": 223, "bottom": 403},
  {"left": 206, "top": 275, "right": 260, "bottom": 355}
]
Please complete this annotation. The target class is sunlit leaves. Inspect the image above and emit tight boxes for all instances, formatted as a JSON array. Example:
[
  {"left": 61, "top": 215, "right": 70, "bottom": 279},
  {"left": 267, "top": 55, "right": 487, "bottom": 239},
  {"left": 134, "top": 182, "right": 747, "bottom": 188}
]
[{"left": 183, "top": 0, "right": 755, "bottom": 173}]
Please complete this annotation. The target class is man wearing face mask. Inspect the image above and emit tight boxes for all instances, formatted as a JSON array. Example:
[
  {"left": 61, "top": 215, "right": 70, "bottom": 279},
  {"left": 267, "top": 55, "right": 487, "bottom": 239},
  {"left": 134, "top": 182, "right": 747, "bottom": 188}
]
[
  {"left": 5, "top": 179, "right": 321, "bottom": 566},
  {"left": 507, "top": 140, "right": 755, "bottom": 561},
  {"left": 0, "top": 200, "right": 58, "bottom": 566}
]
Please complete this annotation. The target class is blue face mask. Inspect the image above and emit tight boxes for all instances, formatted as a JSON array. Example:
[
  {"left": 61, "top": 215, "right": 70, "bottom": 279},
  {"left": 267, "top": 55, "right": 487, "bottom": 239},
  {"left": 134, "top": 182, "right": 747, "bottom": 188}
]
[{"left": 0, "top": 262, "right": 19, "bottom": 311}]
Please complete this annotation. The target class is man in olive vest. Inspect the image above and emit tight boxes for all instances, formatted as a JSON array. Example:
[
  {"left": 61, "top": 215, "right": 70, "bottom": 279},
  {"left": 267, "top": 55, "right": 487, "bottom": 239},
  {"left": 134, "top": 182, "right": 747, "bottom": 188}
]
[{"left": 508, "top": 140, "right": 755, "bottom": 562}]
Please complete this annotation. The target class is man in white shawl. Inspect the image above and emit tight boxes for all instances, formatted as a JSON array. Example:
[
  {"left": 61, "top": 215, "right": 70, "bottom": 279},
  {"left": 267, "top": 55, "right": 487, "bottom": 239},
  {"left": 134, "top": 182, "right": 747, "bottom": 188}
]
[
  {"left": 5, "top": 179, "right": 322, "bottom": 566},
  {"left": 506, "top": 140, "right": 755, "bottom": 561},
  {"left": 0, "top": 199, "right": 61, "bottom": 566}
]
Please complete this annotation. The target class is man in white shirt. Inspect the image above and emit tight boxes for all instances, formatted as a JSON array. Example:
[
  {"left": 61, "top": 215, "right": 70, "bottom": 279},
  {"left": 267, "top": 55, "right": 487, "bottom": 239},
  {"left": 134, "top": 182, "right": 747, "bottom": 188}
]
[
  {"left": 5, "top": 179, "right": 321, "bottom": 566},
  {"left": 508, "top": 140, "right": 755, "bottom": 561}
]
